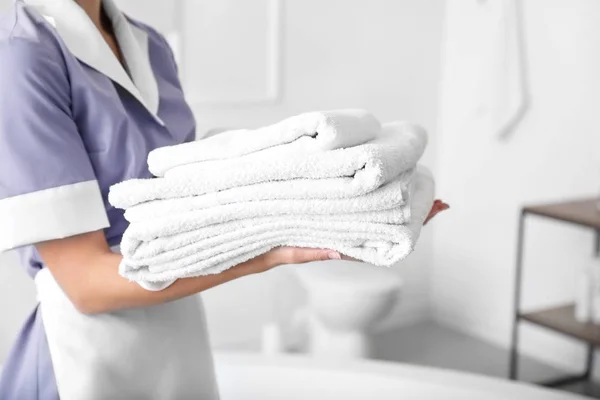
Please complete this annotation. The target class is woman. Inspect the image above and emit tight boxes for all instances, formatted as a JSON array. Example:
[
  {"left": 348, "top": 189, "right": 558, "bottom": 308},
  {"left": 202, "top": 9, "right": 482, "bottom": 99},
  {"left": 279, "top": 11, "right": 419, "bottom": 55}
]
[{"left": 0, "top": 0, "right": 449, "bottom": 398}]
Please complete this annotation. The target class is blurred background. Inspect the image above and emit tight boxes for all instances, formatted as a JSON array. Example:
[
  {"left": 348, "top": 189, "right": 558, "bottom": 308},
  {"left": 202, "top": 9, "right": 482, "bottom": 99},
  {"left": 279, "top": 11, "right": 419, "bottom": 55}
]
[{"left": 1, "top": 0, "right": 600, "bottom": 397}]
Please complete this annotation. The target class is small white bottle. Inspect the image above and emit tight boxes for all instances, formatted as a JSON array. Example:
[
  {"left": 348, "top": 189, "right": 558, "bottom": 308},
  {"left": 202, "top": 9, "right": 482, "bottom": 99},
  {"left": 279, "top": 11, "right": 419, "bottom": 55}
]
[
  {"left": 590, "top": 259, "right": 600, "bottom": 325},
  {"left": 575, "top": 264, "right": 592, "bottom": 323},
  {"left": 592, "top": 293, "right": 600, "bottom": 325},
  {"left": 261, "top": 322, "right": 284, "bottom": 355}
]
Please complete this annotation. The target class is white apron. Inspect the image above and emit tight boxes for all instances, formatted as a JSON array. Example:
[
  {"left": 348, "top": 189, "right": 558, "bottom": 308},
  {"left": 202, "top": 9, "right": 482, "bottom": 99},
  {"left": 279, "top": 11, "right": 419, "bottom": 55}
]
[{"left": 35, "top": 267, "right": 220, "bottom": 400}]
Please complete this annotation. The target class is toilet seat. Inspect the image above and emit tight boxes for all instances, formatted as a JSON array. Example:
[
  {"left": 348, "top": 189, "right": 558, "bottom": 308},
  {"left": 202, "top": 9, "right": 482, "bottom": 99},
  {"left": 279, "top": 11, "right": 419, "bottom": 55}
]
[{"left": 292, "top": 260, "right": 403, "bottom": 358}]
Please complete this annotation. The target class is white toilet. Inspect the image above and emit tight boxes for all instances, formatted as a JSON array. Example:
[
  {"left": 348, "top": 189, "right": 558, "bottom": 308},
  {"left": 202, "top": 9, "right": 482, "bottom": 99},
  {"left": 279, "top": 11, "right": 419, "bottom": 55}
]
[{"left": 293, "top": 260, "right": 402, "bottom": 359}]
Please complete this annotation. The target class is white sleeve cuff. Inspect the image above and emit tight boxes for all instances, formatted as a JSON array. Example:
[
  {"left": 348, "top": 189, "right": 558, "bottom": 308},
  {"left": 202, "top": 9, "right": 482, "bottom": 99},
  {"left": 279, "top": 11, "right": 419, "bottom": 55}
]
[{"left": 0, "top": 180, "right": 110, "bottom": 252}]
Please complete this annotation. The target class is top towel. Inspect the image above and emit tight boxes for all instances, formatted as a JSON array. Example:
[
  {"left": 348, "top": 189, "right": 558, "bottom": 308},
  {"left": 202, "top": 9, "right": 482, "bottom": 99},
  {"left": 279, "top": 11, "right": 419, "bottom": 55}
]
[
  {"left": 148, "top": 109, "right": 381, "bottom": 177},
  {"left": 109, "top": 122, "right": 427, "bottom": 210}
]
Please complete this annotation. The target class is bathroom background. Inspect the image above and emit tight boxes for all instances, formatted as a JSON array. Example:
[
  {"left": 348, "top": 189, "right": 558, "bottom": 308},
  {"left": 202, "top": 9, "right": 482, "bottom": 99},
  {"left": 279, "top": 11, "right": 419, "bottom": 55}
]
[{"left": 1, "top": 0, "right": 599, "bottom": 393}]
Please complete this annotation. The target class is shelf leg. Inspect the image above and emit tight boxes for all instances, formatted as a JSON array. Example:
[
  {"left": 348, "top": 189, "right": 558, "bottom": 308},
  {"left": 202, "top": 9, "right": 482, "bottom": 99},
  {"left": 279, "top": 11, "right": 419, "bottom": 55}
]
[
  {"left": 584, "top": 345, "right": 594, "bottom": 380},
  {"left": 582, "top": 344, "right": 595, "bottom": 396},
  {"left": 509, "top": 211, "right": 526, "bottom": 380}
]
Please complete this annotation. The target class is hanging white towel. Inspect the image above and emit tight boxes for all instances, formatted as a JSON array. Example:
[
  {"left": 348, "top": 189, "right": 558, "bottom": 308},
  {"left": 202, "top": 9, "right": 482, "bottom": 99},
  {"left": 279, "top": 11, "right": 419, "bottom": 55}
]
[
  {"left": 109, "top": 121, "right": 427, "bottom": 209},
  {"left": 148, "top": 109, "right": 382, "bottom": 177},
  {"left": 443, "top": 0, "right": 527, "bottom": 138},
  {"left": 118, "top": 167, "right": 435, "bottom": 287},
  {"left": 483, "top": 0, "right": 527, "bottom": 137}
]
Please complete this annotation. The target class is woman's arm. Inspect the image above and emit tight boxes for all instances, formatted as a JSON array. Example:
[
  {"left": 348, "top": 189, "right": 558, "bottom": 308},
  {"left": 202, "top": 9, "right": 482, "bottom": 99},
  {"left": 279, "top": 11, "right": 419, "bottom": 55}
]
[
  {"left": 38, "top": 199, "right": 449, "bottom": 314},
  {"left": 37, "top": 230, "right": 339, "bottom": 315}
]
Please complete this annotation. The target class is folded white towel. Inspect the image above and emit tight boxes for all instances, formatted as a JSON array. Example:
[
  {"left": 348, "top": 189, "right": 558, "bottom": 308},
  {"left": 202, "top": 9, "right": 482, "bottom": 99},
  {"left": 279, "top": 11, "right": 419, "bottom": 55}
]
[
  {"left": 118, "top": 167, "right": 434, "bottom": 287},
  {"left": 109, "top": 121, "right": 427, "bottom": 209},
  {"left": 123, "top": 172, "right": 412, "bottom": 223},
  {"left": 148, "top": 109, "right": 382, "bottom": 177},
  {"left": 125, "top": 204, "right": 408, "bottom": 242}
]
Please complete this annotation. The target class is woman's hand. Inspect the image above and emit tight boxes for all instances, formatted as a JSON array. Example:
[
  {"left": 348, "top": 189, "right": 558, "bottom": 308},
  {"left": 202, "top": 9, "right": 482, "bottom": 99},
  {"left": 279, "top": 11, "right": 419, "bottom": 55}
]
[
  {"left": 237, "top": 246, "right": 342, "bottom": 275},
  {"left": 424, "top": 199, "right": 449, "bottom": 225}
]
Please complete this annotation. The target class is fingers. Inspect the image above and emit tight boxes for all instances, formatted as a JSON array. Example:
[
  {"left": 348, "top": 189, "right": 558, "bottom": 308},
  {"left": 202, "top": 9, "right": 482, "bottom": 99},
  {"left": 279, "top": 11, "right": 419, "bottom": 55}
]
[
  {"left": 435, "top": 199, "right": 450, "bottom": 210},
  {"left": 424, "top": 200, "right": 450, "bottom": 225},
  {"left": 277, "top": 247, "right": 342, "bottom": 264},
  {"left": 435, "top": 203, "right": 450, "bottom": 213},
  {"left": 296, "top": 248, "right": 341, "bottom": 263},
  {"left": 432, "top": 199, "right": 450, "bottom": 210}
]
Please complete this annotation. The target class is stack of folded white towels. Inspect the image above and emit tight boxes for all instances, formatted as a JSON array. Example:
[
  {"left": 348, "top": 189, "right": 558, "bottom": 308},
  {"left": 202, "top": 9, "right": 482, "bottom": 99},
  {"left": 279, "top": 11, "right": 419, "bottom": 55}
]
[{"left": 109, "top": 110, "right": 434, "bottom": 290}]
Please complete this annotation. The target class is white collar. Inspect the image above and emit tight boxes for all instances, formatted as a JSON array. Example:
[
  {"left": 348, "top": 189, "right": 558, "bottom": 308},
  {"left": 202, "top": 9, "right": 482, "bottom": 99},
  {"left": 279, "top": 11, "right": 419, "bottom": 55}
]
[{"left": 23, "top": 0, "right": 161, "bottom": 122}]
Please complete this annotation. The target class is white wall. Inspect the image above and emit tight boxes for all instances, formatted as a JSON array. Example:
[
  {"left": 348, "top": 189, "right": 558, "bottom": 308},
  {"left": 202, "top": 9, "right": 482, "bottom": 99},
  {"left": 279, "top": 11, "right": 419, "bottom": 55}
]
[
  {"left": 433, "top": 0, "right": 600, "bottom": 374},
  {"left": 0, "top": 0, "right": 445, "bottom": 361}
]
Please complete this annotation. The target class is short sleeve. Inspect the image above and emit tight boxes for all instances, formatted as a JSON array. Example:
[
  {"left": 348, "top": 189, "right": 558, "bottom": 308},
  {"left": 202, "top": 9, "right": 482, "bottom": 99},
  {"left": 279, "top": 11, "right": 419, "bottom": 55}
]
[
  {"left": 0, "top": 39, "right": 109, "bottom": 252},
  {"left": 154, "top": 30, "right": 179, "bottom": 74}
]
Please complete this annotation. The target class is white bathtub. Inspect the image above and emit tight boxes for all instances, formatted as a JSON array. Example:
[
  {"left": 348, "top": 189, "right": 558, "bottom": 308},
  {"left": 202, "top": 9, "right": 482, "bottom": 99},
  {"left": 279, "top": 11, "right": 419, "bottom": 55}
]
[
  {"left": 0, "top": 354, "right": 588, "bottom": 399},
  {"left": 214, "top": 352, "right": 589, "bottom": 400}
]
